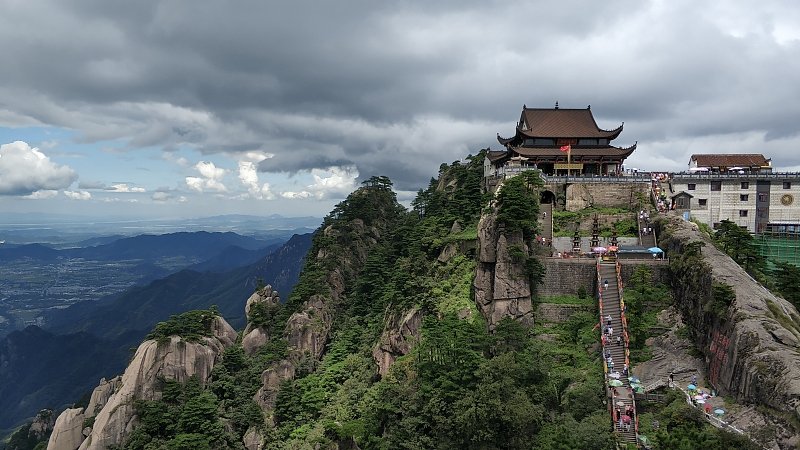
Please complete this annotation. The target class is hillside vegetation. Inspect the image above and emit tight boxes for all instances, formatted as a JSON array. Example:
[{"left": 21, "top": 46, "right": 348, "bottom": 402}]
[{"left": 19, "top": 155, "right": 762, "bottom": 450}]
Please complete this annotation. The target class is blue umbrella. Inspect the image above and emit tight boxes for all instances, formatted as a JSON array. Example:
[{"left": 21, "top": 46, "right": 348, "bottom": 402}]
[
  {"left": 629, "top": 376, "right": 641, "bottom": 383},
  {"left": 687, "top": 384, "right": 697, "bottom": 390},
  {"left": 648, "top": 247, "right": 664, "bottom": 253}
]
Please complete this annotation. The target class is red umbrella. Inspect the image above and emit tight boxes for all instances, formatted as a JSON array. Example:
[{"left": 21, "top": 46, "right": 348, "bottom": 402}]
[{"left": 622, "top": 415, "right": 631, "bottom": 423}]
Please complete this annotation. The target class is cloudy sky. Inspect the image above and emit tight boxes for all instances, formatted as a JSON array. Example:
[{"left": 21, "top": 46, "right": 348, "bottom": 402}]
[{"left": 1, "top": 0, "right": 799, "bottom": 219}]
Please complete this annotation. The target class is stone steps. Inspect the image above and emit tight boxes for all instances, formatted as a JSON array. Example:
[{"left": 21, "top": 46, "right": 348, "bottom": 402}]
[{"left": 599, "top": 261, "right": 637, "bottom": 445}]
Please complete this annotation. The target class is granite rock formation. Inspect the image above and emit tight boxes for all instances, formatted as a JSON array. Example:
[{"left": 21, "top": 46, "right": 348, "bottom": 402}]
[
  {"left": 242, "top": 285, "right": 281, "bottom": 356},
  {"left": 48, "top": 316, "right": 236, "bottom": 450},
  {"left": 660, "top": 215, "right": 800, "bottom": 426},
  {"left": 372, "top": 308, "right": 423, "bottom": 376},
  {"left": 474, "top": 208, "right": 533, "bottom": 329}
]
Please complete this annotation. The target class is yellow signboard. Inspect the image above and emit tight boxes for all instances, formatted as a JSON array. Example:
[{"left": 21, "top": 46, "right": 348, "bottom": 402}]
[{"left": 554, "top": 163, "right": 584, "bottom": 170}]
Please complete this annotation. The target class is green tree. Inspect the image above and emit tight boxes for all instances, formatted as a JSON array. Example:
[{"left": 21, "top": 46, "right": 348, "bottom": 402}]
[
  {"left": 714, "top": 220, "right": 766, "bottom": 276},
  {"left": 771, "top": 261, "right": 800, "bottom": 309},
  {"left": 496, "top": 171, "right": 543, "bottom": 239}
]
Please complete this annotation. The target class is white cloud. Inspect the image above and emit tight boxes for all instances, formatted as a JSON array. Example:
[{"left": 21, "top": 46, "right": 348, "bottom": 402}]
[
  {"left": 239, "top": 151, "right": 274, "bottom": 163},
  {"left": 178, "top": 195, "right": 188, "bottom": 203},
  {"left": 0, "top": 141, "right": 77, "bottom": 195},
  {"left": 280, "top": 190, "right": 312, "bottom": 199},
  {"left": 64, "top": 190, "right": 91, "bottom": 200},
  {"left": 308, "top": 166, "right": 359, "bottom": 199},
  {"left": 23, "top": 189, "right": 59, "bottom": 199},
  {"left": 278, "top": 165, "right": 358, "bottom": 200},
  {"left": 151, "top": 191, "right": 171, "bottom": 202},
  {"left": 238, "top": 160, "right": 274, "bottom": 199},
  {"left": 185, "top": 161, "right": 227, "bottom": 192},
  {"left": 107, "top": 183, "right": 146, "bottom": 193},
  {"left": 101, "top": 197, "right": 139, "bottom": 203}
]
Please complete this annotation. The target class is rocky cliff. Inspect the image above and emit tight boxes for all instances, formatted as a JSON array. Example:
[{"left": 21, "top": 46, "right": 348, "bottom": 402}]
[
  {"left": 659, "top": 215, "right": 800, "bottom": 424},
  {"left": 242, "top": 285, "right": 281, "bottom": 356},
  {"left": 474, "top": 208, "right": 534, "bottom": 329},
  {"left": 47, "top": 316, "right": 236, "bottom": 450},
  {"left": 372, "top": 308, "right": 423, "bottom": 376},
  {"left": 253, "top": 184, "right": 403, "bottom": 419}
]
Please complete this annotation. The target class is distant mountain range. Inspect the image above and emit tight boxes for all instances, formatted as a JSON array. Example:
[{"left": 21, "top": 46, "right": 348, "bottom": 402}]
[
  {"left": 0, "top": 213, "right": 321, "bottom": 246},
  {"left": 0, "top": 232, "right": 313, "bottom": 431},
  {"left": 0, "top": 231, "right": 279, "bottom": 263}
]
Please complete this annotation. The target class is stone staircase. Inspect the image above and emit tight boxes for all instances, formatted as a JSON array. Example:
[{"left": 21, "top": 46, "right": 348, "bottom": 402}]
[
  {"left": 638, "top": 213, "right": 657, "bottom": 249},
  {"left": 598, "top": 261, "right": 638, "bottom": 445},
  {"left": 541, "top": 203, "right": 553, "bottom": 241}
]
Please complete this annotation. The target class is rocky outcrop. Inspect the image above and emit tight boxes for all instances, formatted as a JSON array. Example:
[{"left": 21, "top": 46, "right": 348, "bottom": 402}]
[
  {"left": 474, "top": 210, "right": 533, "bottom": 329},
  {"left": 243, "top": 426, "right": 266, "bottom": 450},
  {"left": 47, "top": 408, "right": 85, "bottom": 450},
  {"left": 242, "top": 286, "right": 281, "bottom": 356},
  {"left": 56, "top": 317, "right": 236, "bottom": 450},
  {"left": 85, "top": 377, "right": 121, "bottom": 418},
  {"left": 29, "top": 409, "right": 55, "bottom": 440},
  {"left": 372, "top": 308, "right": 423, "bottom": 376},
  {"left": 660, "top": 215, "right": 800, "bottom": 425},
  {"left": 254, "top": 359, "right": 296, "bottom": 411},
  {"left": 285, "top": 294, "right": 333, "bottom": 360}
]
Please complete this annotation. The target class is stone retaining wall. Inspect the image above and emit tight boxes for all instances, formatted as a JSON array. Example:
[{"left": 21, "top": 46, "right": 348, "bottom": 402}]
[
  {"left": 536, "top": 302, "right": 590, "bottom": 323},
  {"left": 539, "top": 258, "right": 670, "bottom": 297}
]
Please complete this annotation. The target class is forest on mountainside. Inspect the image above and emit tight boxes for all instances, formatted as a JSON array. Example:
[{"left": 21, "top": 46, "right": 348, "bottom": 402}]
[{"left": 8, "top": 154, "right": 761, "bottom": 450}]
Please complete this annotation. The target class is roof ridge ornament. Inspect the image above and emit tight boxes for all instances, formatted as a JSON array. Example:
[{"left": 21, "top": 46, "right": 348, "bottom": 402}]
[{"left": 555, "top": 101, "right": 559, "bottom": 109}]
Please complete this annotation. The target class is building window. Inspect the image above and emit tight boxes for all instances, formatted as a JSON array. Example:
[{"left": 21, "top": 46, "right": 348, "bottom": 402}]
[
  {"left": 758, "top": 193, "right": 768, "bottom": 202},
  {"left": 698, "top": 199, "right": 707, "bottom": 206},
  {"left": 740, "top": 194, "right": 749, "bottom": 201},
  {"left": 741, "top": 182, "right": 749, "bottom": 189},
  {"left": 784, "top": 181, "right": 792, "bottom": 189},
  {"left": 688, "top": 183, "right": 696, "bottom": 190},
  {"left": 739, "top": 210, "right": 748, "bottom": 217},
  {"left": 711, "top": 181, "right": 721, "bottom": 191}
]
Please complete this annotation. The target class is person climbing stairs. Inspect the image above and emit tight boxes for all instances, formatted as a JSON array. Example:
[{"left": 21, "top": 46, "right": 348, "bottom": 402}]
[
  {"left": 598, "top": 260, "right": 638, "bottom": 445},
  {"left": 540, "top": 202, "right": 553, "bottom": 243}
]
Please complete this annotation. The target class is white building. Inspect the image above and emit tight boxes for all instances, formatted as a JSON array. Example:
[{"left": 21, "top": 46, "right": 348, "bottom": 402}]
[{"left": 670, "top": 155, "right": 800, "bottom": 233}]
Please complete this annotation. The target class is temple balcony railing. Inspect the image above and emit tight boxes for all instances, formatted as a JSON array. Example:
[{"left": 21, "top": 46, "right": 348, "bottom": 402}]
[
  {"left": 541, "top": 174, "right": 651, "bottom": 183},
  {"left": 487, "top": 166, "right": 652, "bottom": 184},
  {"left": 671, "top": 171, "right": 800, "bottom": 180}
]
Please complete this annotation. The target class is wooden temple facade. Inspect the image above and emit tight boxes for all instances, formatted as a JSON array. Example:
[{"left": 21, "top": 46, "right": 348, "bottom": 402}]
[{"left": 485, "top": 104, "right": 637, "bottom": 178}]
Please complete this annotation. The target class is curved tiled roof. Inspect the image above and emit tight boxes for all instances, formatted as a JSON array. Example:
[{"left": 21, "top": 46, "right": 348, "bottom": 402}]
[
  {"left": 518, "top": 107, "right": 623, "bottom": 139},
  {"left": 690, "top": 154, "right": 770, "bottom": 168}
]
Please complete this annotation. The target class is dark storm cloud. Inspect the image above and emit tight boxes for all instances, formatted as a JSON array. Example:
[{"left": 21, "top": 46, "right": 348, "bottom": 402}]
[{"left": 1, "top": 0, "right": 800, "bottom": 188}]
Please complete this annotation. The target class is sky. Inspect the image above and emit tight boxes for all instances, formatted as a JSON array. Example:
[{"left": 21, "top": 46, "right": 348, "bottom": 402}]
[{"left": 1, "top": 0, "right": 800, "bottom": 219}]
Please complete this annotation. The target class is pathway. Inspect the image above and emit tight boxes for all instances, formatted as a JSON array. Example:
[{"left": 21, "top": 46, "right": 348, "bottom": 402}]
[
  {"left": 540, "top": 202, "right": 553, "bottom": 242},
  {"left": 598, "top": 260, "right": 638, "bottom": 445}
]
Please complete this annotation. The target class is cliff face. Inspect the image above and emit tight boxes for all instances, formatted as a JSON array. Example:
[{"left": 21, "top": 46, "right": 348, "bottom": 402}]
[
  {"left": 48, "top": 316, "right": 236, "bottom": 450},
  {"left": 660, "top": 215, "right": 800, "bottom": 423},
  {"left": 372, "top": 308, "right": 423, "bottom": 376},
  {"left": 242, "top": 286, "right": 281, "bottom": 356},
  {"left": 474, "top": 209, "right": 533, "bottom": 329},
  {"left": 253, "top": 184, "right": 403, "bottom": 418}
]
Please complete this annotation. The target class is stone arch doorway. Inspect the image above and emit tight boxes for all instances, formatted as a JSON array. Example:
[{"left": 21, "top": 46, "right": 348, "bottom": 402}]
[{"left": 540, "top": 190, "right": 556, "bottom": 204}]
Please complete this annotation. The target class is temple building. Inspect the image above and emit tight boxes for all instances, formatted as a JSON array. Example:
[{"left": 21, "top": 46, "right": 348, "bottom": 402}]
[{"left": 485, "top": 104, "right": 637, "bottom": 179}]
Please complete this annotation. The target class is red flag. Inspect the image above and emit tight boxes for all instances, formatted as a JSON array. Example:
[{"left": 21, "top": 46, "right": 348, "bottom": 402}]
[{"left": 560, "top": 144, "right": 571, "bottom": 152}]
